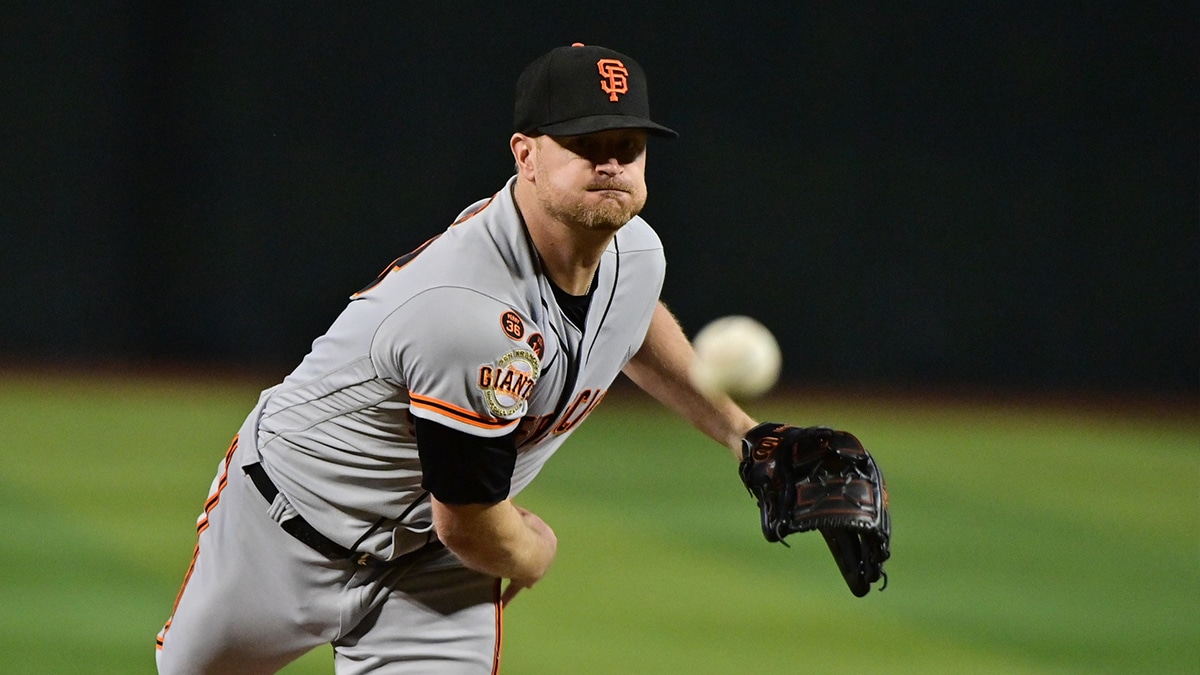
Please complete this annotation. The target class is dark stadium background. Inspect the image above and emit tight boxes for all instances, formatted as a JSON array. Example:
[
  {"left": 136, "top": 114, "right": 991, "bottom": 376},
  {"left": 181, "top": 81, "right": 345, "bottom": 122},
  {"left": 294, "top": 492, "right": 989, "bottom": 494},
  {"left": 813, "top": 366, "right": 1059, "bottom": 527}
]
[{"left": 2, "top": 2, "right": 1195, "bottom": 396}]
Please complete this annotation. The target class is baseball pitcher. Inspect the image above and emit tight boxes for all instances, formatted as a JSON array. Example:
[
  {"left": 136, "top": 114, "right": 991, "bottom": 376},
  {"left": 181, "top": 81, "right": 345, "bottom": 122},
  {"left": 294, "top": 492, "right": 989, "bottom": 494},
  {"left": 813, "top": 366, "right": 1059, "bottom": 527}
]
[{"left": 156, "top": 42, "right": 889, "bottom": 675}]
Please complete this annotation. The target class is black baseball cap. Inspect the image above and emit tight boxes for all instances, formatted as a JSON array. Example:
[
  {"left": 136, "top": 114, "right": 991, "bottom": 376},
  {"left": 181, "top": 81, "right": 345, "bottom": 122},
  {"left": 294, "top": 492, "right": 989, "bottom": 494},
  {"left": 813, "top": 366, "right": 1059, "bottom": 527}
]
[{"left": 514, "top": 43, "right": 678, "bottom": 139}]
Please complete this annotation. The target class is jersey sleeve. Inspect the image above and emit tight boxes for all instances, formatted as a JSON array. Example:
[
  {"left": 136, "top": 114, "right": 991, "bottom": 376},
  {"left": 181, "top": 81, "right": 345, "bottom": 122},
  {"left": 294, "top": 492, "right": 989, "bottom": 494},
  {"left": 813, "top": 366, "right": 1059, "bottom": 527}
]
[{"left": 371, "top": 287, "right": 542, "bottom": 438}]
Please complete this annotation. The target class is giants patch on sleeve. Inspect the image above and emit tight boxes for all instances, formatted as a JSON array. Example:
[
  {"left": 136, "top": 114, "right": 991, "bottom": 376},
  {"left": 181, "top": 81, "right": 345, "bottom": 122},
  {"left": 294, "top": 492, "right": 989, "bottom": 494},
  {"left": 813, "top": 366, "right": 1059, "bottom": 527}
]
[{"left": 477, "top": 349, "right": 540, "bottom": 417}]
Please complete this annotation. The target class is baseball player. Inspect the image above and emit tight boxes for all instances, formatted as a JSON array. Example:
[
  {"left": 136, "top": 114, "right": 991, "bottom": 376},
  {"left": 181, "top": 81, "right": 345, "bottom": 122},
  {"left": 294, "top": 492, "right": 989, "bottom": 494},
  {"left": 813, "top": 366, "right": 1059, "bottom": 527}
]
[{"left": 156, "top": 43, "right": 759, "bottom": 674}]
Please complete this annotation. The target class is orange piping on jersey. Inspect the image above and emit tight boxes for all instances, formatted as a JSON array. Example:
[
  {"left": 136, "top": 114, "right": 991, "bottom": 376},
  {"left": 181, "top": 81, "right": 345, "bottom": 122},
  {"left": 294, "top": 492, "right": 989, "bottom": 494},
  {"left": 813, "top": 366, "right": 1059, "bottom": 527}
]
[
  {"left": 351, "top": 234, "right": 442, "bottom": 298},
  {"left": 451, "top": 191, "right": 498, "bottom": 226},
  {"left": 491, "top": 578, "right": 504, "bottom": 674},
  {"left": 157, "top": 436, "right": 239, "bottom": 650},
  {"left": 409, "top": 392, "right": 517, "bottom": 431},
  {"left": 352, "top": 191, "right": 499, "bottom": 299}
]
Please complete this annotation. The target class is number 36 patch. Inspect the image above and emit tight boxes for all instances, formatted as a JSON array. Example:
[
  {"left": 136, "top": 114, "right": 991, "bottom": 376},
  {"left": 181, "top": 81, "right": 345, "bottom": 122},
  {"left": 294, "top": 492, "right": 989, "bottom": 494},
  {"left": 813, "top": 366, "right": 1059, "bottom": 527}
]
[{"left": 477, "top": 349, "right": 540, "bottom": 417}]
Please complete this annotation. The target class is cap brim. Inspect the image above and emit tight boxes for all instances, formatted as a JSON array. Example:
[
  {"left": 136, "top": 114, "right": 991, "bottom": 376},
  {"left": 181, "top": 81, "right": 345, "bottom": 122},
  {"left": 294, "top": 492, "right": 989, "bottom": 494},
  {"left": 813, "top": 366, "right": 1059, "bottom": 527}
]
[{"left": 536, "top": 114, "right": 678, "bottom": 139}]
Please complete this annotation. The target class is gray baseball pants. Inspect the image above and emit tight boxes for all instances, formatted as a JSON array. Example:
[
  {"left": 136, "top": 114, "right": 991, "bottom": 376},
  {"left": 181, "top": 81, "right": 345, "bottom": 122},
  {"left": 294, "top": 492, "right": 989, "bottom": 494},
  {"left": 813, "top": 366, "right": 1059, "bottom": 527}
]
[{"left": 156, "top": 440, "right": 502, "bottom": 674}]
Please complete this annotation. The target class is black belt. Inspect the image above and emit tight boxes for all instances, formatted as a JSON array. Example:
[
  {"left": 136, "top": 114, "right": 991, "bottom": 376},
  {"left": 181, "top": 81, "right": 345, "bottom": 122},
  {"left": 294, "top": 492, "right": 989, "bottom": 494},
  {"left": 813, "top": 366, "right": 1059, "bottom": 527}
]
[{"left": 244, "top": 462, "right": 440, "bottom": 568}]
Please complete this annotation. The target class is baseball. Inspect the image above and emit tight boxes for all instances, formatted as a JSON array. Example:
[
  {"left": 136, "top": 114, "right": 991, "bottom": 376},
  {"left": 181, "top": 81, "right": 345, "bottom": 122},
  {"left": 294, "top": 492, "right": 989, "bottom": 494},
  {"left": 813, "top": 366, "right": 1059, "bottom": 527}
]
[{"left": 689, "top": 315, "right": 782, "bottom": 399}]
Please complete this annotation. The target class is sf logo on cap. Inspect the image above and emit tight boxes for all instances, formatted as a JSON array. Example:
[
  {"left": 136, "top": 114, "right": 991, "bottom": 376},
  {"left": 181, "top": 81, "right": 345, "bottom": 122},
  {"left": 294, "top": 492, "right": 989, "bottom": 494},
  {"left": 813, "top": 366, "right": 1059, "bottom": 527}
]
[{"left": 597, "top": 59, "right": 629, "bottom": 101}]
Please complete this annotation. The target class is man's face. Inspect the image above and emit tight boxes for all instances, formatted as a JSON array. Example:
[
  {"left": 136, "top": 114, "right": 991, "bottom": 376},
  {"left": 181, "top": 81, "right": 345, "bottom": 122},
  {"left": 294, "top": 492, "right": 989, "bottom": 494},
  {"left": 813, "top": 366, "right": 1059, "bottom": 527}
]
[{"left": 532, "top": 128, "right": 649, "bottom": 232}]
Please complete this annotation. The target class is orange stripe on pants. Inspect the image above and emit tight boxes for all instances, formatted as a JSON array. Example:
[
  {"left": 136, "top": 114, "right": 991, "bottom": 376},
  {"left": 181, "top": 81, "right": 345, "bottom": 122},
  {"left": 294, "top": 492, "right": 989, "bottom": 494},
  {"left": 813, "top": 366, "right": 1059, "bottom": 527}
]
[{"left": 156, "top": 436, "right": 239, "bottom": 651}]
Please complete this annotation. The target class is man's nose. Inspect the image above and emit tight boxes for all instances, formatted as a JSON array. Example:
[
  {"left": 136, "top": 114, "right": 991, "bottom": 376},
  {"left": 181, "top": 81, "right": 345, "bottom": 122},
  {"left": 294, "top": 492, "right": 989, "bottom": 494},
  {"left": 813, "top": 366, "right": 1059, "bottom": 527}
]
[{"left": 595, "top": 156, "right": 622, "bottom": 174}]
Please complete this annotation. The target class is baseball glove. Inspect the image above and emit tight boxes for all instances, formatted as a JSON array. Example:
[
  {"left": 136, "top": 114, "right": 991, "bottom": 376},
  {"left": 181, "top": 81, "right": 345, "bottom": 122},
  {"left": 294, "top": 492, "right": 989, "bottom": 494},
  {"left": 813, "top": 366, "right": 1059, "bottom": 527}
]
[{"left": 739, "top": 422, "right": 891, "bottom": 597}]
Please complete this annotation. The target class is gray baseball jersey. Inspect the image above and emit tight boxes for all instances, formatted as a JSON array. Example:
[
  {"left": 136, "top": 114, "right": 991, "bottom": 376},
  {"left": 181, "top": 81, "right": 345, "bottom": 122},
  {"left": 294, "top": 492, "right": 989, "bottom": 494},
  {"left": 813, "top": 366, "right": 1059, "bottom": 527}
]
[
  {"left": 157, "top": 176, "right": 666, "bottom": 673},
  {"left": 245, "top": 173, "right": 664, "bottom": 561}
]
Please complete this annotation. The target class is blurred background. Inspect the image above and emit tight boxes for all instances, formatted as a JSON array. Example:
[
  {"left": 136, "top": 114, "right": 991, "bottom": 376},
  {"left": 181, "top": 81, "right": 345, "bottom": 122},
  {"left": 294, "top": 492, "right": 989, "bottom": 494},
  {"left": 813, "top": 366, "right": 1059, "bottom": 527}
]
[
  {"left": 1, "top": 4, "right": 1197, "bottom": 674},
  {"left": 2, "top": 1, "right": 1195, "bottom": 396}
]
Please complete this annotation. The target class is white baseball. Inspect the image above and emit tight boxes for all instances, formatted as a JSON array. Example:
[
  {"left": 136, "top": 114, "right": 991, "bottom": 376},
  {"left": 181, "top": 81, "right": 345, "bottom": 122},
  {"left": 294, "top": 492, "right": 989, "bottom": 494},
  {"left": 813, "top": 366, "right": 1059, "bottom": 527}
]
[{"left": 688, "top": 315, "right": 782, "bottom": 399}]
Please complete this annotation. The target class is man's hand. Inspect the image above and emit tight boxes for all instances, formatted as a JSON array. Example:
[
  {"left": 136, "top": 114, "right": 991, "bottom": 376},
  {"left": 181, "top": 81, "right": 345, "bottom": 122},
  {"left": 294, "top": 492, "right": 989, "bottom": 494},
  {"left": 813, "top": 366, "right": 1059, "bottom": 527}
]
[
  {"left": 431, "top": 497, "right": 558, "bottom": 605},
  {"left": 500, "top": 506, "right": 557, "bottom": 605}
]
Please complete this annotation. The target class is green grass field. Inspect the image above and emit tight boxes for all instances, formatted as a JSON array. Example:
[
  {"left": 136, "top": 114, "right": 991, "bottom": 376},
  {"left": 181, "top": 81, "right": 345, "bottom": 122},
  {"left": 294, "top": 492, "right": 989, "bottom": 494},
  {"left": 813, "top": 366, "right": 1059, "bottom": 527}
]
[{"left": 1, "top": 372, "right": 1196, "bottom": 673}]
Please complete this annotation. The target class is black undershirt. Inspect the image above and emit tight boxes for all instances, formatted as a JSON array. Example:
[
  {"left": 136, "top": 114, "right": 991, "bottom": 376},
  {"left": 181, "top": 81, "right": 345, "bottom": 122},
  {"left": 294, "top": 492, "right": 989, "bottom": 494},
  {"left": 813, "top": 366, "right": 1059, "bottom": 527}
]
[
  {"left": 415, "top": 416, "right": 517, "bottom": 504},
  {"left": 549, "top": 275, "right": 596, "bottom": 329}
]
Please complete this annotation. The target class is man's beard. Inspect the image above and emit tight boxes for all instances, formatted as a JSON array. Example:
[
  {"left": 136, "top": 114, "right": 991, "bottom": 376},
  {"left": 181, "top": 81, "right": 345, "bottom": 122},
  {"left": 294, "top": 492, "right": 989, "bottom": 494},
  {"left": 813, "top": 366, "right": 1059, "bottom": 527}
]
[{"left": 536, "top": 178, "right": 647, "bottom": 232}]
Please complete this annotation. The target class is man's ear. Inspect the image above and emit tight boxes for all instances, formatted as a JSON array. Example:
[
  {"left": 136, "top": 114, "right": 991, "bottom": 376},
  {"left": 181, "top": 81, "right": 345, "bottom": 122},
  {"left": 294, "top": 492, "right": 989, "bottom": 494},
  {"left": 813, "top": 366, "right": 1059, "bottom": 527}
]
[{"left": 510, "top": 133, "right": 537, "bottom": 180}]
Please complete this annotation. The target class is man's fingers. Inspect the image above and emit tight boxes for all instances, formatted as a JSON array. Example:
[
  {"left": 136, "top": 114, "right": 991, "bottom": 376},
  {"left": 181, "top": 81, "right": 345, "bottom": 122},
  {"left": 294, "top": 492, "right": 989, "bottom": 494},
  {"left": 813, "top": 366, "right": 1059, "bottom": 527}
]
[{"left": 501, "top": 580, "right": 526, "bottom": 607}]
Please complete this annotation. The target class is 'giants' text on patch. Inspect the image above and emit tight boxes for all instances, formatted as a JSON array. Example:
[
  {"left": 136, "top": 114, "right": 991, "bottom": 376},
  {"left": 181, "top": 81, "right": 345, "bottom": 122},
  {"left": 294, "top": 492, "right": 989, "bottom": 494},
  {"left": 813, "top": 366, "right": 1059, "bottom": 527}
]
[{"left": 477, "top": 349, "right": 540, "bottom": 417}]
